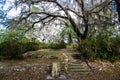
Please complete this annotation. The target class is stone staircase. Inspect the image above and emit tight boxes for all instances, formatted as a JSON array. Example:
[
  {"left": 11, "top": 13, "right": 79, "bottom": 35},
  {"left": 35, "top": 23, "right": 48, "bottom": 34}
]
[
  {"left": 68, "top": 61, "right": 90, "bottom": 73},
  {"left": 61, "top": 51, "right": 92, "bottom": 74}
]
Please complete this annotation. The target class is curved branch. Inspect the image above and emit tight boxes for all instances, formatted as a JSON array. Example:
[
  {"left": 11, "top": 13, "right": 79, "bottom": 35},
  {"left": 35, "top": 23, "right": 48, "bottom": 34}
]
[
  {"left": 18, "top": 12, "right": 68, "bottom": 24},
  {"left": 66, "top": 8, "right": 83, "bottom": 18},
  {"left": 24, "top": 15, "right": 51, "bottom": 33}
]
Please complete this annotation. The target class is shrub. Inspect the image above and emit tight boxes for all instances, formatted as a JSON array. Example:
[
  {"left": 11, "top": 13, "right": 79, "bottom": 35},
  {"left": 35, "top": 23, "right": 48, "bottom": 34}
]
[
  {"left": 40, "top": 42, "right": 66, "bottom": 49},
  {"left": 39, "top": 42, "right": 66, "bottom": 49},
  {"left": 0, "top": 41, "right": 24, "bottom": 59},
  {"left": 77, "top": 37, "right": 120, "bottom": 62},
  {"left": 18, "top": 38, "right": 40, "bottom": 51},
  {"left": 48, "top": 42, "right": 66, "bottom": 49},
  {"left": 39, "top": 43, "right": 49, "bottom": 49},
  {"left": 0, "top": 40, "right": 40, "bottom": 59},
  {"left": 28, "top": 42, "right": 40, "bottom": 50},
  {"left": 77, "top": 39, "right": 97, "bottom": 60}
]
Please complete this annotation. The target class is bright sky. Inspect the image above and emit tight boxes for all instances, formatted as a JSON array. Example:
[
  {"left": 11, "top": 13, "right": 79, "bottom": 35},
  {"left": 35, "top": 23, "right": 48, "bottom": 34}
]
[
  {"left": 4, "top": 0, "right": 21, "bottom": 18},
  {"left": 0, "top": 0, "right": 20, "bottom": 29}
]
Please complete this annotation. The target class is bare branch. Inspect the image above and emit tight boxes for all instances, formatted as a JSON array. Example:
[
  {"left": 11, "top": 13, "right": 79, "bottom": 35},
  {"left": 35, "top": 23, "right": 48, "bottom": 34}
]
[
  {"left": 91, "top": 1, "right": 112, "bottom": 13},
  {"left": 24, "top": 15, "right": 51, "bottom": 33},
  {"left": 66, "top": 8, "right": 83, "bottom": 18},
  {"left": 18, "top": 12, "right": 68, "bottom": 24}
]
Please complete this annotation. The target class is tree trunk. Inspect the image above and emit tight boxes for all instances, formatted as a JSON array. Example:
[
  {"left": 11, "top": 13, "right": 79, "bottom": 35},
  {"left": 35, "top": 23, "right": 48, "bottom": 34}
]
[
  {"left": 69, "top": 17, "right": 82, "bottom": 39},
  {"left": 69, "top": 34, "right": 72, "bottom": 43},
  {"left": 69, "top": 17, "right": 88, "bottom": 40},
  {"left": 82, "top": 15, "right": 88, "bottom": 40},
  {"left": 69, "top": 15, "right": 88, "bottom": 40},
  {"left": 115, "top": 0, "right": 120, "bottom": 23}
]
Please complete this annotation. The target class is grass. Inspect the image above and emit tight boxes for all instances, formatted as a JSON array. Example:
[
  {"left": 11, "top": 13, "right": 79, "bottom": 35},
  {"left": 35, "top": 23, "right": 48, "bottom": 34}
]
[
  {"left": 66, "top": 43, "right": 78, "bottom": 49},
  {"left": 0, "top": 49, "right": 66, "bottom": 66},
  {"left": 37, "top": 49, "right": 59, "bottom": 55}
]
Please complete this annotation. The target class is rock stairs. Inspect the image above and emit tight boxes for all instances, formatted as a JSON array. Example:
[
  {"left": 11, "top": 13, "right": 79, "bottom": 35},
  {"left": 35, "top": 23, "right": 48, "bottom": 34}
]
[
  {"left": 61, "top": 51, "right": 91, "bottom": 74},
  {"left": 68, "top": 61, "right": 90, "bottom": 73}
]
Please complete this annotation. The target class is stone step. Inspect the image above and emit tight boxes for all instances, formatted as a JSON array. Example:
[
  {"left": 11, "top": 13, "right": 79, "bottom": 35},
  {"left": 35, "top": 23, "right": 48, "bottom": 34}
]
[
  {"left": 68, "top": 66, "right": 85, "bottom": 69},
  {"left": 68, "top": 63, "right": 83, "bottom": 66},
  {"left": 69, "top": 69, "right": 89, "bottom": 72},
  {"left": 69, "top": 67, "right": 90, "bottom": 70},
  {"left": 68, "top": 65, "right": 83, "bottom": 67},
  {"left": 68, "top": 64, "right": 83, "bottom": 66},
  {"left": 61, "top": 66, "right": 86, "bottom": 71},
  {"left": 69, "top": 61, "right": 82, "bottom": 63}
]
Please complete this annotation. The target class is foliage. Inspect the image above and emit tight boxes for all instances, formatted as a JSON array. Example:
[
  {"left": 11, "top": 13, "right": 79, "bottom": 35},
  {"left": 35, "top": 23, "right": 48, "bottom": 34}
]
[
  {"left": 78, "top": 36, "right": 120, "bottom": 62},
  {"left": 66, "top": 43, "right": 78, "bottom": 49},
  {"left": 0, "top": 29, "right": 41, "bottom": 59},
  {"left": 39, "top": 42, "right": 66, "bottom": 49},
  {"left": 78, "top": 39, "right": 97, "bottom": 60},
  {"left": 11, "top": 0, "right": 116, "bottom": 40},
  {"left": 60, "top": 25, "right": 75, "bottom": 38},
  {"left": 0, "top": 38, "right": 40, "bottom": 59},
  {"left": 48, "top": 42, "right": 66, "bottom": 49},
  {"left": 0, "top": 41, "right": 23, "bottom": 59},
  {"left": 0, "top": 29, "right": 24, "bottom": 43},
  {"left": 60, "top": 24, "right": 75, "bottom": 43}
]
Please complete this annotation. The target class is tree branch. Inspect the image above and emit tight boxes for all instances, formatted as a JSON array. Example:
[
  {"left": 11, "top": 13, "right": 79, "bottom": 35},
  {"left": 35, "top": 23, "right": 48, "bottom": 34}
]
[
  {"left": 66, "top": 8, "right": 83, "bottom": 18},
  {"left": 18, "top": 12, "right": 68, "bottom": 24},
  {"left": 24, "top": 15, "right": 51, "bottom": 33}
]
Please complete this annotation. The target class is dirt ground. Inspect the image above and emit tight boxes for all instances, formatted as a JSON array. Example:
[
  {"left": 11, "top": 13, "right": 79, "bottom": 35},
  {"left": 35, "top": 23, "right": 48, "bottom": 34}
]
[{"left": 0, "top": 49, "right": 120, "bottom": 80}]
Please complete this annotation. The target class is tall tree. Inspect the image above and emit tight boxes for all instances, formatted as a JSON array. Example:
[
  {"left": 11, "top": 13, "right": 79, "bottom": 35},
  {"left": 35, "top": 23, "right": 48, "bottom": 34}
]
[{"left": 11, "top": 0, "right": 116, "bottom": 41}]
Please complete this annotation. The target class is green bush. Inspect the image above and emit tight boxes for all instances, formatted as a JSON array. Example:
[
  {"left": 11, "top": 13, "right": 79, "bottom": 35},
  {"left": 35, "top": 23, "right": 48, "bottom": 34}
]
[
  {"left": 0, "top": 40, "right": 40, "bottom": 59},
  {"left": 39, "top": 42, "right": 49, "bottom": 49},
  {"left": 39, "top": 42, "right": 66, "bottom": 49},
  {"left": 0, "top": 41, "right": 24, "bottom": 59},
  {"left": 77, "top": 39, "right": 97, "bottom": 60},
  {"left": 49, "top": 42, "right": 66, "bottom": 49},
  {"left": 77, "top": 37, "right": 120, "bottom": 62},
  {"left": 18, "top": 38, "right": 40, "bottom": 51}
]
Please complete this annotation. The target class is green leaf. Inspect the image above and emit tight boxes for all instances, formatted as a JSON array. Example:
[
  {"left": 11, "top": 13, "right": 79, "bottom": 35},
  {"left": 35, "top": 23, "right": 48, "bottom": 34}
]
[{"left": 32, "top": 6, "right": 40, "bottom": 11}]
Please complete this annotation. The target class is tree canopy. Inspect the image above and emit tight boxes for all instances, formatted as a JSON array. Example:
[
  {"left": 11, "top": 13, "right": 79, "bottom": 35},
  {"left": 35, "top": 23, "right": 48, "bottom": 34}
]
[{"left": 3, "top": 0, "right": 119, "bottom": 41}]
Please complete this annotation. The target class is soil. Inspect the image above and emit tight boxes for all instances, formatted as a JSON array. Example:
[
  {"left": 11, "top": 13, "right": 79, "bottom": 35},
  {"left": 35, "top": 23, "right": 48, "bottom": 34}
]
[{"left": 0, "top": 49, "right": 120, "bottom": 80}]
